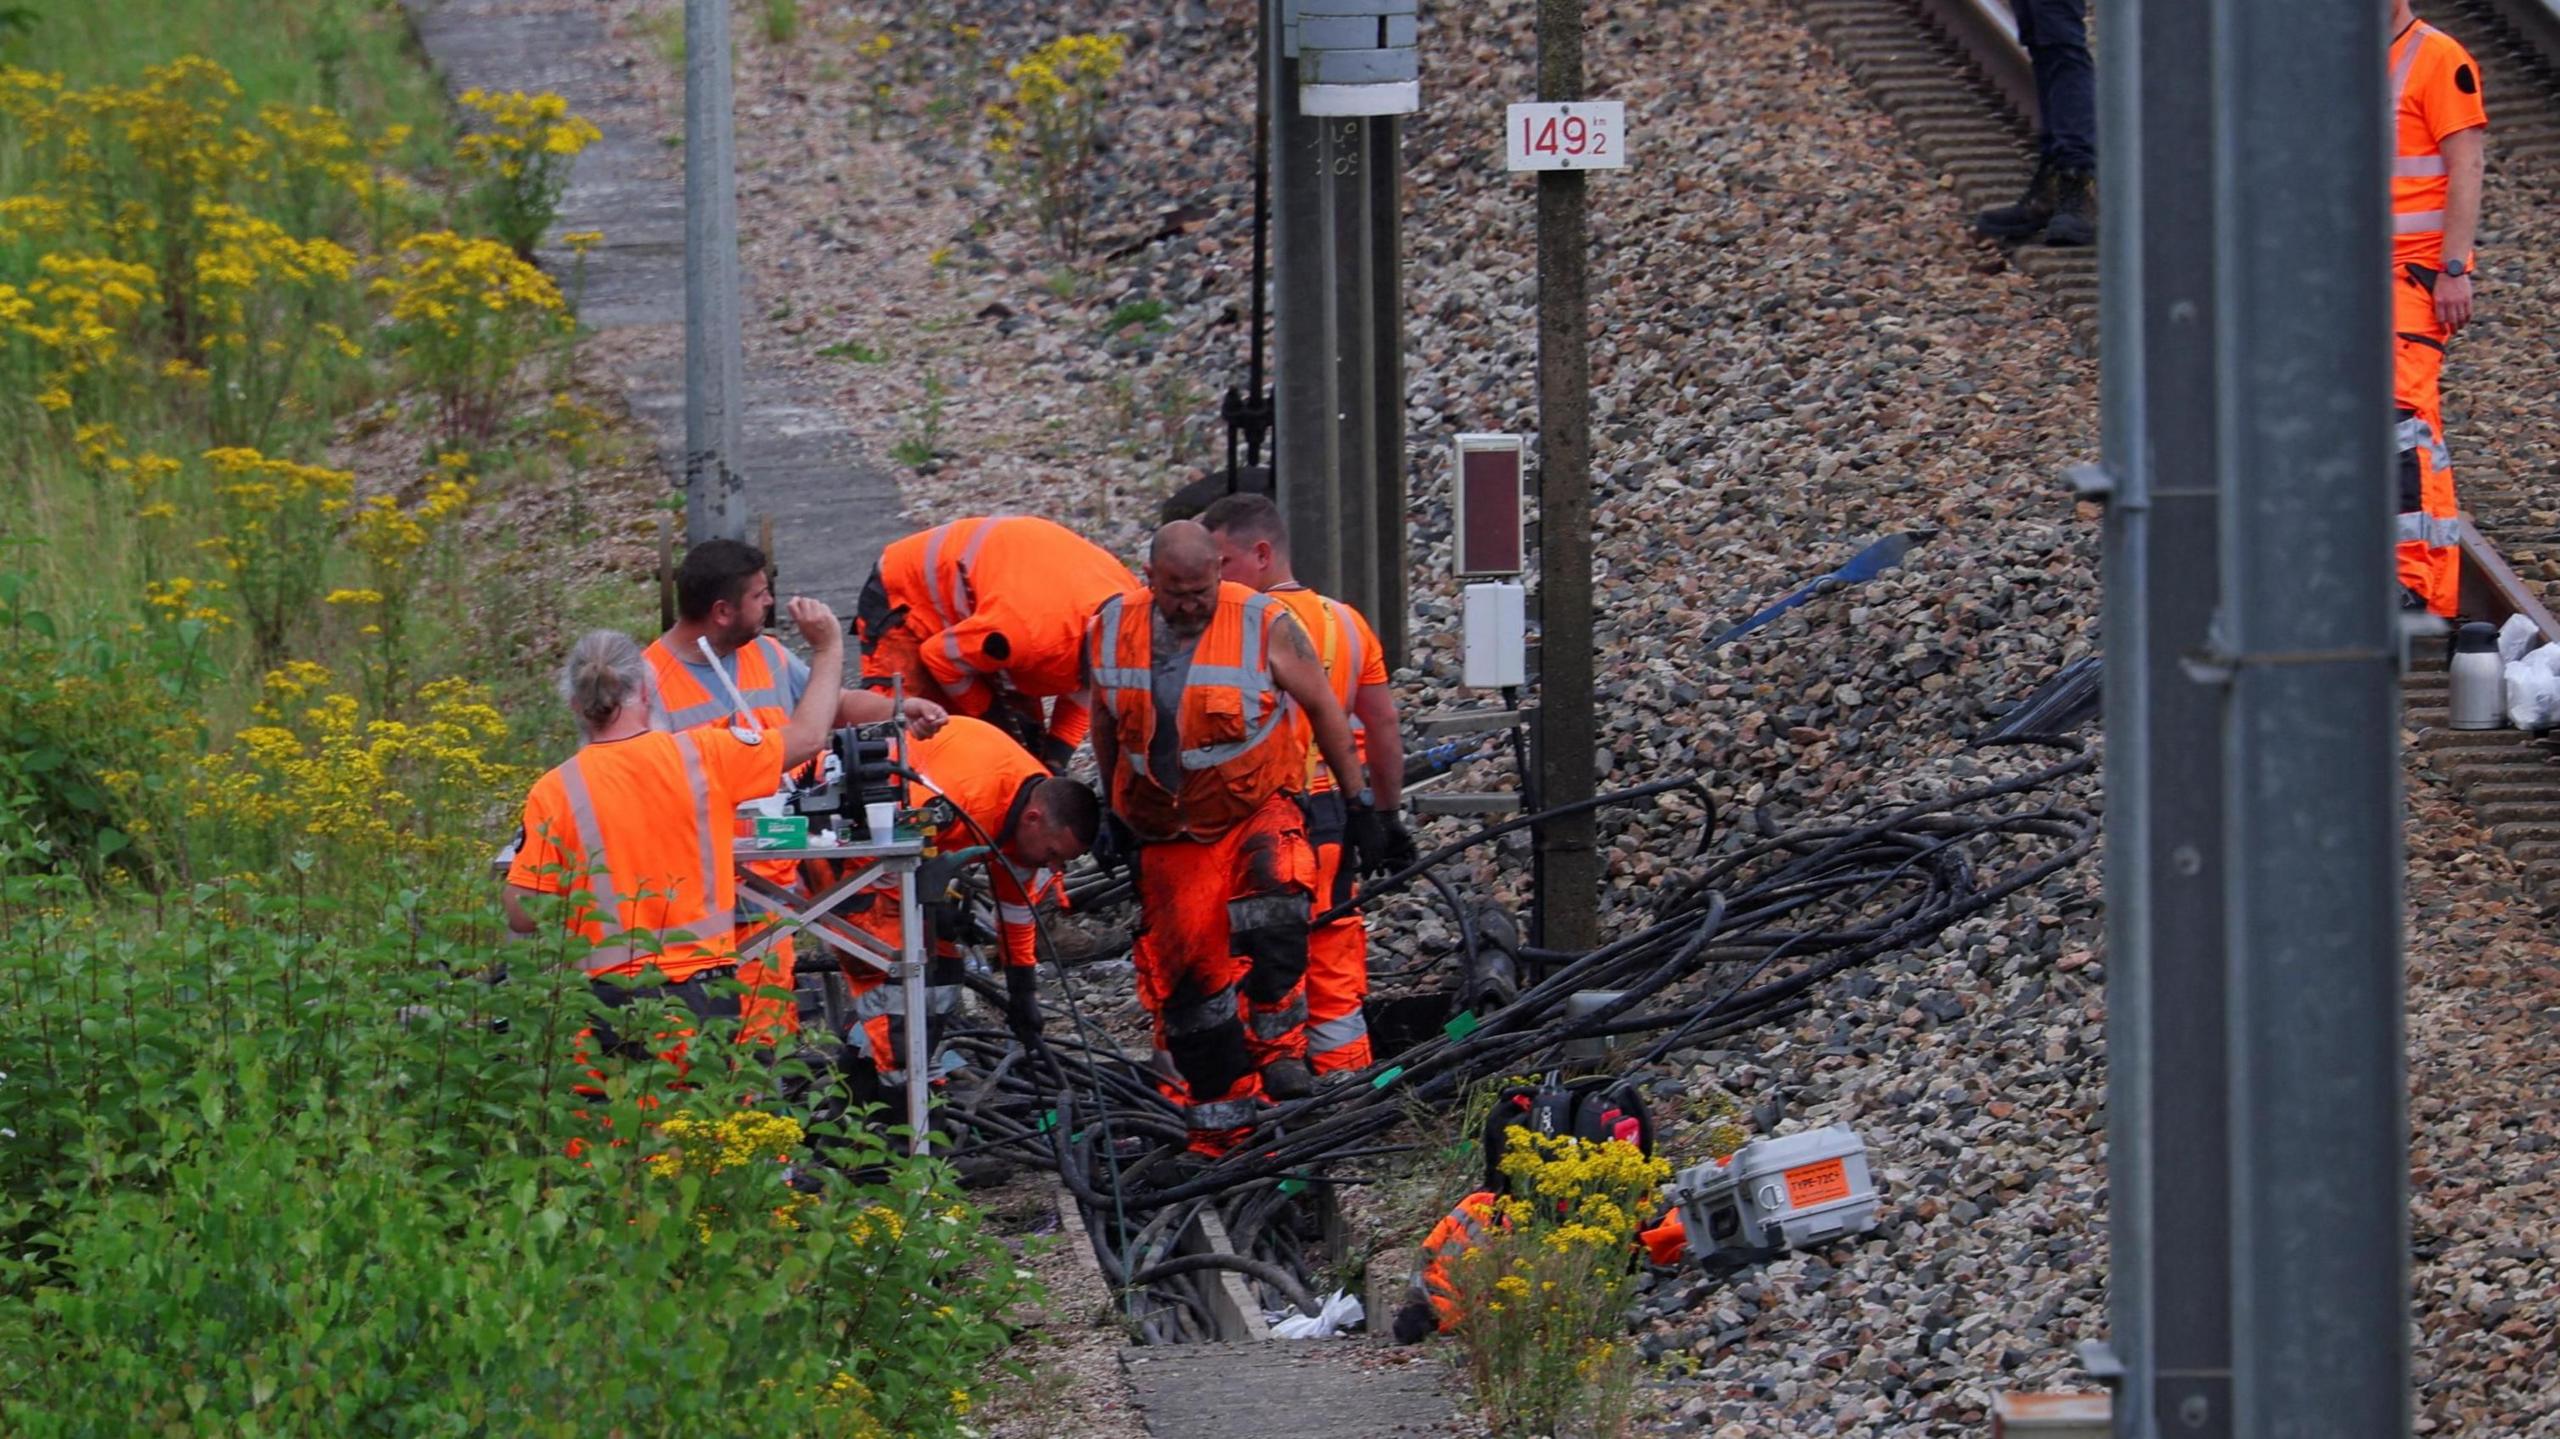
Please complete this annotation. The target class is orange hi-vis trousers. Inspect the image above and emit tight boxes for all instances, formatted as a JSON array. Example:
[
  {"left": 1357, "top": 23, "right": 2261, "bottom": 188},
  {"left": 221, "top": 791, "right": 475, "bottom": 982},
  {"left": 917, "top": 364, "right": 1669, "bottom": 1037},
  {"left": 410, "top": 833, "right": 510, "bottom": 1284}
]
[
  {"left": 2395, "top": 264, "right": 2461, "bottom": 617},
  {"left": 1134, "top": 791, "right": 1316, "bottom": 1151},
  {"left": 1301, "top": 796, "right": 1373, "bottom": 1075}
]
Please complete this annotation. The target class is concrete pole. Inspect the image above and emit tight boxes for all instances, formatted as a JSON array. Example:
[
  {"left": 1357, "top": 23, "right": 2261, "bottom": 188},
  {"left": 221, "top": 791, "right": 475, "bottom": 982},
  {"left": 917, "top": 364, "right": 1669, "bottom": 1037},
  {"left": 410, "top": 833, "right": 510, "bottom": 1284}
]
[
  {"left": 1269, "top": 0, "right": 1342, "bottom": 598},
  {"left": 1369, "top": 116, "right": 1409, "bottom": 669},
  {"left": 684, "top": 0, "right": 748, "bottom": 545},
  {"left": 2096, "top": 0, "right": 2232, "bottom": 1428},
  {"left": 1327, "top": 116, "right": 1380, "bottom": 626},
  {"left": 2209, "top": 0, "right": 2406, "bottom": 1428},
  {"left": 1532, "top": 0, "right": 1598, "bottom": 951}
]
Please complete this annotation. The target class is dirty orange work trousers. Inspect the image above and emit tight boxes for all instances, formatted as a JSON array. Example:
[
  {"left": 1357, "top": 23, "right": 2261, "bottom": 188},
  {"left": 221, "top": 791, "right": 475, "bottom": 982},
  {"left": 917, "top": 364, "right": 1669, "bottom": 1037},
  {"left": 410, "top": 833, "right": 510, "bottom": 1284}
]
[
  {"left": 1304, "top": 827, "right": 1373, "bottom": 1075},
  {"left": 1134, "top": 792, "right": 1316, "bottom": 1148},
  {"left": 2394, "top": 265, "right": 2460, "bottom": 618}
]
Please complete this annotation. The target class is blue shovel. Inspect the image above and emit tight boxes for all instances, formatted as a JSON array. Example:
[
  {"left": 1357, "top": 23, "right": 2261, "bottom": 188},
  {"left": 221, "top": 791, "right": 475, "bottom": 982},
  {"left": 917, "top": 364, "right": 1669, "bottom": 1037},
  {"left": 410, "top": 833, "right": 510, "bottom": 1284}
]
[{"left": 1705, "top": 532, "right": 1928, "bottom": 649}]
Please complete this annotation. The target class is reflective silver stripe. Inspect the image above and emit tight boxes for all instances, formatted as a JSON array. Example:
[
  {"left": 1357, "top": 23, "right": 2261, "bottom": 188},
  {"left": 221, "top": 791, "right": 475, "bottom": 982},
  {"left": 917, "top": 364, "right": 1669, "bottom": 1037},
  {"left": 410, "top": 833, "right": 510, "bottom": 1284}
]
[
  {"left": 1332, "top": 600, "right": 1367, "bottom": 738},
  {"left": 940, "top": 627, "right": 980, "bottom": 680},
  {"left": 2390, "top": 26, "right": 2428, "bottom": 113},
  {"left": 2395, "top": 416, "right": 2453, "bottom": 469},
  {"left": 1226, "top": 892, "right": 1310, "bottom": 933},
  {"left": 1306, "top": 1010, "right": 1369, "bottom": 1053},
  {"left": 1247, "top": 991, "right": 1308, "bottom": 1039},
  {"left": 2398, "top": 511, "right": 2462, "bottom": 547},
  {"left": 2394, "top": 155, "right": 2447, "bottom": 178},
  {"left": 2394, "top": 209, "right": 2445, "bottom": 234},
  {"left": 1089, "top": 594, "right": 1136, "bottom": 696},
  {"left": 1181, "top": 664, "right": 1270, "bottom": 692},
  {"left": 950, "top": 514, "right": 1006, "bottom": 616},
  {"left": 1179, "top": 700, "right": 1293, "bottom": 770},
  {"left": 921, "top": 521, "right": 958, "bottom": 628},
  {"left": 662, "top": 697, "right": 734, "bottom": 729},
  {"left": 674, "top": 731, "right": 719, "bottom": 915},
  {"left": 997, "top": 900, "right": 1037, "bottom": 926},
  {"left": 854, "top": 983, "right": 961, "bottom": 1019},
  {"left": 1163, "top": 984, "right": 1239, "bottom": 1036},
  {"left": 1238, "top": 591, "right": 1276, "bottom": 676},
  {"left": 1188, "top": 1097, "right": 1261, "bottom": 1129}
]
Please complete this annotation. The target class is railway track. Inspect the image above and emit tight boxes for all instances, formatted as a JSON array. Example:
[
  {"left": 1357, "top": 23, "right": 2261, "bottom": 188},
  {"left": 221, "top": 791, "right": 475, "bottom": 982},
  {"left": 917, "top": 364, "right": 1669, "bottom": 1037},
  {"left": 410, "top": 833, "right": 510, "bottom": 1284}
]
[{"left": 1793, "top": 0, "right": 2560, "bottom": 906}]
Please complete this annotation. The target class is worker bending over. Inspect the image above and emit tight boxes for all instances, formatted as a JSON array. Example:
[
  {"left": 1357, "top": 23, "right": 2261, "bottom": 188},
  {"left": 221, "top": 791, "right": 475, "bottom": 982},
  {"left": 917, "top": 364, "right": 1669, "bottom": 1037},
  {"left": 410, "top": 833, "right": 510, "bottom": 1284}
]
[
  {"left": 830, "top": 716, "right": 1099, "bottom": 1091},
  {"left": 857, "top": 515, "right": 1138, "bottom": 767},
  {"left": 1085, "top": 520, "right": 1367, "bottom": 1151},
  {"left": 643, "top": 538, "right": 946, "bottom": 1041},
  {"left": 2389, "top": 0, "right": 2488, "bottom": 617},
  {"left": 504, "top": 600, "right": 845, "bottom": 1061},
  {"left": 1201, "top": 493, "right": 1413, "bottom": 1076}
]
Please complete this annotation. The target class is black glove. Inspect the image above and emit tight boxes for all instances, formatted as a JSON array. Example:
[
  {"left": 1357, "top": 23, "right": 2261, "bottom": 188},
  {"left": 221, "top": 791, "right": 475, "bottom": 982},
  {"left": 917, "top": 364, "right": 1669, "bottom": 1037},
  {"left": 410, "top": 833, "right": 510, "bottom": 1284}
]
[
  {"left": 1092, "top": 811, "right": 1139, "bottom": 880},
  {"left": 1344, "top": 800, "right": 1390, "bottom": 879},
  {"left": 1378, "top": 811, "right": 1418, "bottom": 876},
  {"left": 1390, "top": 1298, "right": 1441, "bottom": 1345},
  {"left": 1036, "top": 732, "right": 1077, "bottom": 772},
  {"left": 1004, "top": 964, "right": 1044, "bottom": 1045}
]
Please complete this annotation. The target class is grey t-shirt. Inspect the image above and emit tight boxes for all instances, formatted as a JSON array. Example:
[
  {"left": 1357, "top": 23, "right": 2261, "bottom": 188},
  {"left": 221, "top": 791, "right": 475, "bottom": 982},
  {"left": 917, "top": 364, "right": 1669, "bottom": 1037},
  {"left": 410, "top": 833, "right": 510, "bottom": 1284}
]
[{"left": 1147, "top": 611, "right": 1198, "bottom": 790}]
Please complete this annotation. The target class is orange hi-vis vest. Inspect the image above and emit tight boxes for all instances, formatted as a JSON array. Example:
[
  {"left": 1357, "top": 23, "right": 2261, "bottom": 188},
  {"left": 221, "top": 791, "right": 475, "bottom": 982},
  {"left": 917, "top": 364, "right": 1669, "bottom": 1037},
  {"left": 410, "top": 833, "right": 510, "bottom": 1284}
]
[
  {"left": 645, "top": 633, "right": 798, "bottom": 734},
  {"left": 2391, "top": 20, "right": 2487, "bottom": 266},
  {"left": 878, "top": 515, "right": 1139, "bottom": 707},
  {"left": 508, "top": 728, "right": 778, "bottom": 979},
  {"left": 899, "top": 716, "right": 1063, "bottom": 969},
  {"left": 1408, "top": 1190, "right": 1507, "bottom": 1331},
  {"left": 1085, "top": 582, "right": 1308, "bottom": 842},
  {"left": 1264, "top": 585, "right": 1383, "bottom": 795}
]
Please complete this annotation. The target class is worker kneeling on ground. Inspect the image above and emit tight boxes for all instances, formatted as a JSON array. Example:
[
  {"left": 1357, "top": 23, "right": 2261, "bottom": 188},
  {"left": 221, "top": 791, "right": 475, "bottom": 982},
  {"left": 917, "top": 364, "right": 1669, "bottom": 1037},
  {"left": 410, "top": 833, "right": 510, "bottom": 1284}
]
[
  {"left": 504, "top": 601, "right": 845, "bottom": 1070},
  {"left": 643, "top": 538, "right": 948, "bottom": 1045},
  {"left": 1202, "top": 493, "right": 1414, "bottom": 1077},
  {"left": 1085, "top": 520, "right": 1369, "bottom": 1153},
  {"left": 1394, "top": 1078, "right": 1662, "bottom": 1344},
  {"left": 857, "top": 514, "right": 1139, "bottom": 768},
  {"left": 828, "top": 715, "right": 1099, "bottom": 1094}
]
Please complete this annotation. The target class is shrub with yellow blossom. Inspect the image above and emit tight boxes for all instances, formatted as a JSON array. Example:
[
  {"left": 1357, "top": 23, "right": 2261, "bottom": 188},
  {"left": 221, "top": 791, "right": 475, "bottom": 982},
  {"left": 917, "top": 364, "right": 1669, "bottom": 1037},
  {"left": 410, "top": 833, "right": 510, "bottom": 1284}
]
[
  {"left": 192, "top": 663, "right": 519, "bottom": 881},
  {"left": 453, "top": 87, "right": 601, "bottom": 259},
  {"left": 1445, "top": 1131, "right": 1672, "bottom": 1438},
  {"left": 196, "top": 445, "right": 354, "bottom": 663},
  {"left": 190, "top": 201, "right": 360, "bottom": 444},
  {"left": 3, "top": 251, "right": 158, "bottom": 419},
  {"left": 983, "top": 32, "right": 1126, "bottom": 252},
  {"left": 334, "top": 450, "right": 474, "bottom": 717},
  {"left": 373, "top": 229, "right": 575, "bottom": 441}
]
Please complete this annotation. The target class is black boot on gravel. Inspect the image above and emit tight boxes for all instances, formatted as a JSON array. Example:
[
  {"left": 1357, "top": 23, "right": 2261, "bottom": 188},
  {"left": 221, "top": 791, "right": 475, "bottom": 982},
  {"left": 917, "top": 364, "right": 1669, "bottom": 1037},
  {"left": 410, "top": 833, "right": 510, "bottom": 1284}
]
[
  {"left": 1975, "top": 157, "right": 2058, "bottom": 240},
  {"left": 2043, "top": 169, "right": 2096, "bottom": 247}
]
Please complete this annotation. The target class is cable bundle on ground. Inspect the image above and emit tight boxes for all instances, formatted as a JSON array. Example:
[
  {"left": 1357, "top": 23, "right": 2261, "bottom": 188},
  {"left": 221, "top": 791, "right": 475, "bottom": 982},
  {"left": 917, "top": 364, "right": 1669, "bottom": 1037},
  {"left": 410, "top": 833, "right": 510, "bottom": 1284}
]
[{"left": 889, "top": 738, "right": 2097, "bottom": 1340}]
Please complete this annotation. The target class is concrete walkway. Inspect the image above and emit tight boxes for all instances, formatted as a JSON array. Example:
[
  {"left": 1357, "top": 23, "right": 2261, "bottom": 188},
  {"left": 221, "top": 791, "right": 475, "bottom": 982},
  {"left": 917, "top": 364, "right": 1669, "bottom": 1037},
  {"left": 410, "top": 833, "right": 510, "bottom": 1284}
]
[
  {"left": 399, "top": 0, "right": 901, "bottom": 612},
  {"left": 1120, "top": 1343, "right": 1471, "bottom": 1438}
]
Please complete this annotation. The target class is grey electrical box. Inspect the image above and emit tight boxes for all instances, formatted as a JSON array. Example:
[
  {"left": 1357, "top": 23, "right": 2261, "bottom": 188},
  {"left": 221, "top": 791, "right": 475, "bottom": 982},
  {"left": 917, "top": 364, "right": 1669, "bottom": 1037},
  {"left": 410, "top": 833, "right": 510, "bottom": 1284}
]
[
  {"left": 1289, "top": 0, "right": 1419, "bottom": 116},
  {"left": 1669, "top": 1125, "right": 1881, "bottom": 1263}
]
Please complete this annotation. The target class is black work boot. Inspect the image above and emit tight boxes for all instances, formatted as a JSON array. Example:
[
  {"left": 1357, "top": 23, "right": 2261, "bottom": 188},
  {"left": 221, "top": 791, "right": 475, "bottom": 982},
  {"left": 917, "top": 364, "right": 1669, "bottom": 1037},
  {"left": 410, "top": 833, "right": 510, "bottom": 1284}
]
[
  {"left": 2043, "top": 169, "right": 2096, "bottom": 247},
  {"left": 1975, "top": 156, "right": 2058, "bottom": 240},
  {"left": 1261, "top": 1056, "right": 1314, "bottom": 1100}
]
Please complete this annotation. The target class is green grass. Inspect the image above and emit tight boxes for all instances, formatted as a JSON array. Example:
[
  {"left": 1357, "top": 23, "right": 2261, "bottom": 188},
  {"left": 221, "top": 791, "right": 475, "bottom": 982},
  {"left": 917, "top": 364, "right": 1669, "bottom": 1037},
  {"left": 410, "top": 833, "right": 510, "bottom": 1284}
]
[
  {"left": 759, "top": 0, "right": 800, "bottom": 45},
  {"left": 818, "top": 337, "right": 890, "bottom": 363},
  {"left": 636, "top": 5, "right": 685, "bottom": 67},
  {"left": 1102, "top": 297, "right": 1170, "bottom": 333}
]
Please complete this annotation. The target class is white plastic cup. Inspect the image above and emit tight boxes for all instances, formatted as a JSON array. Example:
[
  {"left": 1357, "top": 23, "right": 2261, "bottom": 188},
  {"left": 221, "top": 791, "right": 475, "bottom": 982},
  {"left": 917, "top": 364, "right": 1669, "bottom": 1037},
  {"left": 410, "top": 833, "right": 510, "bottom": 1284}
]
[{"left": 864, "top": 801, "right": 898, "bottom": 839}]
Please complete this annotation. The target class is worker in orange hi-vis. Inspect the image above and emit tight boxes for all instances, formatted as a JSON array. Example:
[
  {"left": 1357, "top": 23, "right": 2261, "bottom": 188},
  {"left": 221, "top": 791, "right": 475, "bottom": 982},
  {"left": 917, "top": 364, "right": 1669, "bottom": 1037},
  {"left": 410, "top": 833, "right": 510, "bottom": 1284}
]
[
  {"left": 831, "top": 716, "right": 1100, "bottom": 1091},
  {"left": 2388, "top": 0, "right": 2488, "bottom": 618},
  {"left": 1199, "top": 493, "right": 1413, "bottom": 1078},
  {"left": 1084, "top": 521, "right": 1368, "bottom": 1155},
  {"left": 641, "top": 538, "right": 949, "bottom": 1045},
  {"left": 855, "top": 515, "right": 1140, "bottom": 770},
  {"left": 504, "top": 604, "right": 844, "bottom": 1091}
]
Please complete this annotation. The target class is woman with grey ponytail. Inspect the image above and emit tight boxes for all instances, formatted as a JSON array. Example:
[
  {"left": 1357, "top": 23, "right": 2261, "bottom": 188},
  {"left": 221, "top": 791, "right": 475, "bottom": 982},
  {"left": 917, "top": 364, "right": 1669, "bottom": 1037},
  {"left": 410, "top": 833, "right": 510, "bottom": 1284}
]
[
  {"left": 502, "top": 602, "right": 848, "bottom": 1057},
  {"left": 559, "top": 629, "right": 652, "bottom": 738}
]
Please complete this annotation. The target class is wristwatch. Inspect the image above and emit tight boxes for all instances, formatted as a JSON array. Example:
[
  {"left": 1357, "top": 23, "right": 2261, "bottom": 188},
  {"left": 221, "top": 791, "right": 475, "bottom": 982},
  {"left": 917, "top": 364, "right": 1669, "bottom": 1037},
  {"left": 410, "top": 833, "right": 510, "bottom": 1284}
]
[
  {"left": 2442, "top": 255, "right": 2470, "bottom": 278},
  {"left": 1353, "top": 787, "right": 1376, "bottom": 810}
]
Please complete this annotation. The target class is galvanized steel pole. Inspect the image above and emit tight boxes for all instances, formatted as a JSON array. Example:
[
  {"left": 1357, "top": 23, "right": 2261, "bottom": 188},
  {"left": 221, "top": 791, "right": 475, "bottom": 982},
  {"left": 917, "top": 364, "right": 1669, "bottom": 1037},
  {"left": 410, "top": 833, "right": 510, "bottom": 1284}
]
[
  {"left": 1532, "top": 0, "right": 1598, "bottom": 950},
  {"left": 683, "top": 0, "right": 748, "bottom": 545},
  {"left": 2097, "top": 0, "right": 2233, "bottom": 1428},
  {"left": 1270, "top": 0, "right": 1342, "bottom": 598},
  {"left": 1369, "top": 115, "right": 1410, "bottom": 669},
  {"left": 2210, "top": 0, "right": 2407, "bottom": 1428}
]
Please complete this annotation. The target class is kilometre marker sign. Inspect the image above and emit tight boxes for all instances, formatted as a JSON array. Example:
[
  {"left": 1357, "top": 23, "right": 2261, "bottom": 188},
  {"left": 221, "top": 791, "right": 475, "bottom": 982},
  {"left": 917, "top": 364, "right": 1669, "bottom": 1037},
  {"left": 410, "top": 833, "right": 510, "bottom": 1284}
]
[{"left": 1506, "top": 100, "right": 1626, "bottom": 171}]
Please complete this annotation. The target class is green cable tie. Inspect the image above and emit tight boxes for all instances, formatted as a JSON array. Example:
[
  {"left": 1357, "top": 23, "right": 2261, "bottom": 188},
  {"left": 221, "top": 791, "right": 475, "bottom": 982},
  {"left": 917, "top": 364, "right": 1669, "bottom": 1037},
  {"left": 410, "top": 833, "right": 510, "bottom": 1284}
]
[
  {"left": 1371, "top": 1064, "right": 1406, "bottom": 1090},
  {"left": 1442, "top": 1010, "right": 1481, "bottom": 1039},
  {"left": 1277, "top": 1178, "right": 1306, "bottom": 1196},
  {"left": 1037, "top": 1109, "right": 1058, "bottom": 1133}
]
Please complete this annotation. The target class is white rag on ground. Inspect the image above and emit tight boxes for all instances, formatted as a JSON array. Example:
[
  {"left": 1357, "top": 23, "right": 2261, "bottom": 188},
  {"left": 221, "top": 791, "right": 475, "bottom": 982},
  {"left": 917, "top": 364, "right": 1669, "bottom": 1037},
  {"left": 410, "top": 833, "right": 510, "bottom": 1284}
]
[
  {"left": 2506, "top": 641, "right": 2560, "bottom": 731},
  {"left": 1268, "top": 1289, "right": 1364, "bottom": 1339},
  {"left": 2500, "top": 614, "right": 2543, "bottom": 663}
]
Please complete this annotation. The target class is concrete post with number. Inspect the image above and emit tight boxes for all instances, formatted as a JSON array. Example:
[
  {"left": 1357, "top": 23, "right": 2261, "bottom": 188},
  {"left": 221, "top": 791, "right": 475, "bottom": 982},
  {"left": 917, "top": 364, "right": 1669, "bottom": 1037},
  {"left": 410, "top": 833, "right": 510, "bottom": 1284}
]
[{"left": 683, "top": 0, "right": 748, "bottom": 546}]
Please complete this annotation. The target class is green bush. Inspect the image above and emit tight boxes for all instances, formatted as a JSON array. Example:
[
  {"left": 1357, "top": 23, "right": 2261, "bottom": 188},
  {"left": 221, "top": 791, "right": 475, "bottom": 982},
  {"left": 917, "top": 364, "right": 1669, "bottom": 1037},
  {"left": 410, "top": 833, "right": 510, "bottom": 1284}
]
[{"left": 0, "top": 869, "right": 1036, "bottom": 1436}]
